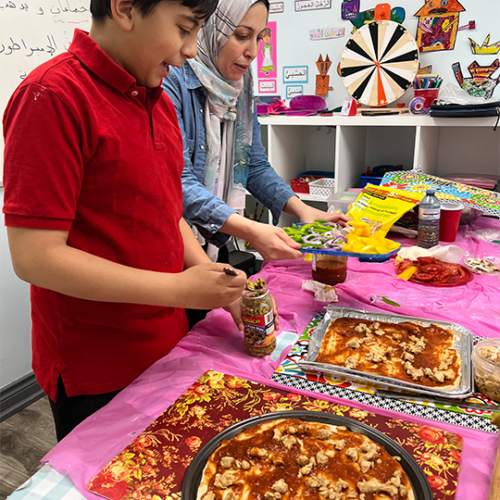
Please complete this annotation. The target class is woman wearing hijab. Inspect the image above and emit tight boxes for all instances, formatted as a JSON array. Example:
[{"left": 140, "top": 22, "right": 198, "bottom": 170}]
[{"left": 163, "top": 0, "right": 348, "bottom": 265}]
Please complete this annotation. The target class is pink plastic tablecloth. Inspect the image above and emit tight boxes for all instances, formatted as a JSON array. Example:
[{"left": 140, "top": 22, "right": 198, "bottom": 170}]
[{"left": 43, "top": 218, "right": 500, "bottom": 500}]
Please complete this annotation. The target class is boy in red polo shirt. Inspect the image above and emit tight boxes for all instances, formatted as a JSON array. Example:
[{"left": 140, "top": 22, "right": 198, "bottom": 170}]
[{"left": 2, "top": 0, "right": 247, "bottom": 441}]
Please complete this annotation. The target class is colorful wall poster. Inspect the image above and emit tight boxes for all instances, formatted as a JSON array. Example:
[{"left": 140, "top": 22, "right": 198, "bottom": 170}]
[
  {"left": 286, "top": 85, "right": 303, "bottom": 99},
  {"left": 258, "top": 80, "right": 277, "bottom": 93},
  {"left": 283, "top": 66, "right": 308, "bottom": 83},
  {"left": 257, "top": 21, "right": 277, "bottom": 79},
  {"left": 269, "top": 2, "right": 284, "bottom": 14},
  {"left": 414, "top": 0, "right": 465, "bottom": 53},
  {"left": 295, "top": 0, "right": 331, "bottom": 13},
  {"left": 452, "top": 59, "right": 500, "bottom": 99}
]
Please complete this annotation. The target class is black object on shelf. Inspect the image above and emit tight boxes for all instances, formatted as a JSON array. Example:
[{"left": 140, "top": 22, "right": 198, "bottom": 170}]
[{"left": 227, "top": 238, "right": 257, "bottom": 276}]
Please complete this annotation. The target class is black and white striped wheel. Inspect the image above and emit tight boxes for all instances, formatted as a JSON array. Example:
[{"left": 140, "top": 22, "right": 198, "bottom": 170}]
[{"left": 340, "top": 21, "right": 419, "bottom": 107}]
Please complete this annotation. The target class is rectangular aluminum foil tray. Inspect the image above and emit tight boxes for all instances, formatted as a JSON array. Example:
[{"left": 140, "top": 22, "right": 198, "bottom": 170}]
[{"left": 298, "top": 306, "right": 473, "bottom": 399}]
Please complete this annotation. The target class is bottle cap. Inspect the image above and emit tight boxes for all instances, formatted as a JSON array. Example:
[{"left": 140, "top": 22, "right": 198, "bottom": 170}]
[{"left": 426, "top": 188, "right": 436, "bottom": 195}]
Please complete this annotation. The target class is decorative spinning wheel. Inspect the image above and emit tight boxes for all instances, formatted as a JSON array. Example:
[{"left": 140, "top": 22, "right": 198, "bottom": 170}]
[{"left": 340, "top": 20, "right": 419, "bottom": 107}]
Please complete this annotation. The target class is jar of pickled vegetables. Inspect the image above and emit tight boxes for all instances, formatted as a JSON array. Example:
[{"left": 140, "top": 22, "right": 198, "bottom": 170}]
[
  {"left": 312, "top": 254, "right": 348, "bottom": 285},
  {"left": 241, "top": 280, "right": 276, "bottom": 357}
]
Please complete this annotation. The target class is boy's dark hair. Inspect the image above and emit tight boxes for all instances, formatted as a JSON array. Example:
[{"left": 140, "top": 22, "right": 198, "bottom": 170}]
[{"left": 91, "top": 0, "right": 218, "bottom": 22}]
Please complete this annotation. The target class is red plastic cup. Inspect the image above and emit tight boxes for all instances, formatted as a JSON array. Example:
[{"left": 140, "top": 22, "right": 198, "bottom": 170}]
[{"left": 439, "top": 202, "right": 463, "bottom": 242}]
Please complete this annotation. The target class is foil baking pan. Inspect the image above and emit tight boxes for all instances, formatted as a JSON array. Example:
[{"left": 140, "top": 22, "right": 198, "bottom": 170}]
[{"left": 298, "top": 306, "right": 473, "bottom": 399}]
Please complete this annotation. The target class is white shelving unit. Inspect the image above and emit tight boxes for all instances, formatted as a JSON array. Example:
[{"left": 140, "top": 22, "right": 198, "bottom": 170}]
[
  {"left": 259, "top": 114, "right": 500, "bottom": 200},
  {"left": 246, "top": 113, "right": 500, "bottom": 256}
]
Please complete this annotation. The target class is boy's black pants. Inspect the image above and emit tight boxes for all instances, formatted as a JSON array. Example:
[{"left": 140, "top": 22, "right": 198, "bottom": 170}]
[{"left": 49, "top": 376, "right": 122, "bottom": 441}]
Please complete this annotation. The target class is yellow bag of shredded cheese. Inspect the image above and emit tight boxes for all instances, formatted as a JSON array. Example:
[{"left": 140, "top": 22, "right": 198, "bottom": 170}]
[{"left": 347, "top": 184, "right": 425, "bottom": 237}]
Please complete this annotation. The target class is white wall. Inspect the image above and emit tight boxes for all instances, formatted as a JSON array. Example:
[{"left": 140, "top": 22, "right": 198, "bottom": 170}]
[
  {"left": 254, "top": 0, "right": 500, "bottom": 108},
  {"left": 0, "top": 188, "right": 32, "bottom": 390}
]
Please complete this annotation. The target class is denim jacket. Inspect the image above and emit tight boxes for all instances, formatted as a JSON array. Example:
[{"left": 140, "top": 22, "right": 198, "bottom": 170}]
[{"left": 162, "top": 63, "right": 296, "bottom": 248}]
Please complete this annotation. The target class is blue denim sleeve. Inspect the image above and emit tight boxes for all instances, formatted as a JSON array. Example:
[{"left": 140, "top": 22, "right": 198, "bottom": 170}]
[
  {"left": 246, "top": 101, "right": 297, "bottom": 226},
  {"left": 162, "top": 69, "right": 235, "bottom": 248}
]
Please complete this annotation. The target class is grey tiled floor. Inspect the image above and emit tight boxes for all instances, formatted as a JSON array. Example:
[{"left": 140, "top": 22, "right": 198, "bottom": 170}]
[{"left": 0, "top": 397, "right": 57, "bottom": 500}]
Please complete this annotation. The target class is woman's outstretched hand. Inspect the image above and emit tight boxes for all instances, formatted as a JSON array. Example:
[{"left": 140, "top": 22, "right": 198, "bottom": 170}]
[
  {"left": 297, "top": 206, "right": 351, "bottom": 226},
  {"left": 247, "top": 223, "right": 303, "bottom": 261},
  {"left": 283, "top": 197, "right": 351, "bottom": 227}
]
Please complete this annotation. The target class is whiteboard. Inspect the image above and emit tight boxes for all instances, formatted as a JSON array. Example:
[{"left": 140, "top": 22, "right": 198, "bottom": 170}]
[{"left": 0, "top": 0, "right": 91, "bottom": 180}]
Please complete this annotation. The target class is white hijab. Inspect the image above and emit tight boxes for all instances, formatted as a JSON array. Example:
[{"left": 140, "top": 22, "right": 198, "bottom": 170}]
[{"left": 188, "top": 0, "right": 263, "bottom": 260}]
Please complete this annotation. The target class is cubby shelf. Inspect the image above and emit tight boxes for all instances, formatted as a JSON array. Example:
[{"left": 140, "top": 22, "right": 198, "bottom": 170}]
[{"left": 259, "top": 114, "right": 500, "bottom": 197}]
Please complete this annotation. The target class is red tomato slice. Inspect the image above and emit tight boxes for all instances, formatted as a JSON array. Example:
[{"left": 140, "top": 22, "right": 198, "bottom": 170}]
[
  {"left": 413, "top": 272, "right": 436, "bottom": 282},
  {"left": 421, "top": 264, "right": 442, "bottom": 274},
  {"left": 416, "top": 256, "right": 436, "bottom": 266}
]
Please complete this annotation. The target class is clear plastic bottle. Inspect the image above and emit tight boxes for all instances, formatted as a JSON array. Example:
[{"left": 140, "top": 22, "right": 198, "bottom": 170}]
[{"left": 417, "top": 188, "right": 441, "bottom": 248}]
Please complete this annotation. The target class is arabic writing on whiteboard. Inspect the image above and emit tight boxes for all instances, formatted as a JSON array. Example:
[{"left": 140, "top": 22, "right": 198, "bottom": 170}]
[
  {"left": 0, "top": 0, "right": 92, "bottom": 177},
  {"left": 0, "top": 0, "right": 90, "bottom": 79},
  {"left": 1, "top": 35, "right": 58, "bottom": 59},
  {"left": 0, "top": 0, "right": 88, "bottom": 15}
]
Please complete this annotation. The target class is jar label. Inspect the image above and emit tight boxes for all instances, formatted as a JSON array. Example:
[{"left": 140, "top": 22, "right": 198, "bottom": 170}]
[{"left": 243, "top": 311, "right": 275, "bottom": 347}]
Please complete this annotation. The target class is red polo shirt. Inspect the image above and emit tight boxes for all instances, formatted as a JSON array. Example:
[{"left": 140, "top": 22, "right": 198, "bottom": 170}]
[{"left": 3, "top": 30, "right": 188, "bottom": 401}]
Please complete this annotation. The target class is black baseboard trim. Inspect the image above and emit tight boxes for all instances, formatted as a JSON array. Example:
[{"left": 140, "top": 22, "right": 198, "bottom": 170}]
[{"left": 0, "top": 372, "right": 45, "bottom": 422}]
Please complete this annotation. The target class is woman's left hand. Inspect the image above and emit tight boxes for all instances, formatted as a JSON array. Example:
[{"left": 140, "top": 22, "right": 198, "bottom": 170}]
[
  {"left": 224, "top": 294, "right": 280, "bottom": 332},
  {"left": 297, "top": 206, "right": 350, "bottom": 226}
]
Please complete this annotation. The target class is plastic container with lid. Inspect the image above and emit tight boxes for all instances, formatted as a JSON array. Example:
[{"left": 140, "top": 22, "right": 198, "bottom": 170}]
[
  {"left": 471, "top": 338, "right": 500, "bottom": 402},
  {"left": 241, "top": 285, "right": 276, "bottom": 357},
  {"left": 311, "top": 254, "right": 348, "bottom": 285}
]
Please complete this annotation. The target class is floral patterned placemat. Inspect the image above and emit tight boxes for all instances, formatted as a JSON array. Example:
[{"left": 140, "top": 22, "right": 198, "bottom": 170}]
[
  {"left": 272, "top": 312, "right": 498, "bottom": 433},
  {"left": 87, "top": 371, "right": 462, "bottom": 500}
]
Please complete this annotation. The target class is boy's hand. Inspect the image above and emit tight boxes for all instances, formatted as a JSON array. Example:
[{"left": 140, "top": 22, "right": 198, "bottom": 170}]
[
  {"left": 224, "top": 299, "right": 244, "bottom": 331},
  {"left": 224, "top": 293, "right": 280, "bottom": 332},
  {"left": 179, "top": 263, "right": 247, "bottom": 309}
]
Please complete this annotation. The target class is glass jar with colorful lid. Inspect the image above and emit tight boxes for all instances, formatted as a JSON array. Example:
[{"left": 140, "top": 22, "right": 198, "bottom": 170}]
[{"left": 241, "top": 278, "right": 276, "bottom": 357}]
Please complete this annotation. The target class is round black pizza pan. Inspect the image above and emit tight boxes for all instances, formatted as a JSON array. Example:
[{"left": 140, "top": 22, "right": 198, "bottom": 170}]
[{"left": 181, "top": 410, "right": 432, "bottom": 499}]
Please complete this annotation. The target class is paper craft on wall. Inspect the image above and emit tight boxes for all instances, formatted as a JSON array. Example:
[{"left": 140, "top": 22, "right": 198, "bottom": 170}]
[
  {"left": 469, "top": 35, "right": 500, "bottom": 55},
  {"left": 315, "top": 54, "right": 333, "bottom": 97},
  {"left": 452, "top": 60, "right": 500, "bottom": 99},
  {"left": 348, "top": 4, "right": 405, "bottom": 30},
  {"left": 414, "top": 0, "right": 468, "bottom": 53},
  {"left": 342, "top": 0, "right": 359, "bottom": 20},
  {"left": 257, "top": 21, "right": 277, "bottom": 79},
  {"left": 418, "top": 65, "right": 433, "bottom": 74}
]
